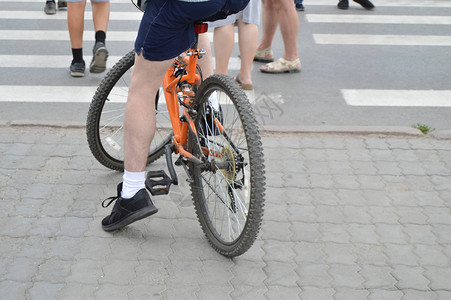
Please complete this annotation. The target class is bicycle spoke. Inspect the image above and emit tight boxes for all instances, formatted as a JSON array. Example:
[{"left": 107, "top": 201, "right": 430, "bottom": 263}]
[
  {"left": 87, "top": 50, "right": 173, "bottom": 171},
  {"left": 100, "top": 113, "right": 124, "bottom": 130},
  {"left": 188, "top": 74, "right": 265, "bottom": 256}
]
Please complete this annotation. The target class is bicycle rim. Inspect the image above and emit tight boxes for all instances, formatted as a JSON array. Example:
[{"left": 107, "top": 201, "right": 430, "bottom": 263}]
[
  {"left": 86, "top": 50, "right": 173, "bottom": 171},
  {"left": 189, "top": 74, "right": 265, "bottom": 257}
]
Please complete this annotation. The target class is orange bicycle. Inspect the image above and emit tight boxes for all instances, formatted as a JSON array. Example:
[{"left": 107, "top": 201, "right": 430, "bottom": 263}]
[{"left": 86, "top": 23, "right": 265, "bottom": 257}]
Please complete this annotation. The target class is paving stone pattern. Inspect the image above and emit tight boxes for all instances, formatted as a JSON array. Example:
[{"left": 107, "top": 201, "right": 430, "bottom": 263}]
[{"left": 1, "top": 126, "right": 450, "bottom": 299}]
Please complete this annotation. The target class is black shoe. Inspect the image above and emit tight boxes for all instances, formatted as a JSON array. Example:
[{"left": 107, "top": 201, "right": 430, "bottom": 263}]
[
  {"left": 353, "top": 0, "right": 374, "bottom": 9},
  {"left": 70, "top": 60, "right": 85, "bottom": 77},
  {"left": 295, "top": 3, "right": 304, "bottom": 11},
  {"left": 89, "top": 42, "right": 109, "bottom": 73},
  {"left": 58, "top": 0, "right": 67, "bottom": 9},
  {"left": 44, "top": 1, "right": 56, "bottom": 14},
  {"left": 337, "top": 0, "right": 348, "bottom": 9},
  {"left": 101, "top": 183, "right": 158, "bottom": 231}
]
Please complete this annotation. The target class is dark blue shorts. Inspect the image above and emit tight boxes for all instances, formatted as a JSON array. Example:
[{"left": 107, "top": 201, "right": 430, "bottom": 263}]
[{"left": 134, "top": 0, "right": 225, "bottom": 61}]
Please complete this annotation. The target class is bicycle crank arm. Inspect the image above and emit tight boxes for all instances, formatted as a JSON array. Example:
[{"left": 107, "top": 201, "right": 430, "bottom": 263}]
[
  {"left": 145, "top": 144, "right": 178, "bottom": 196},
  {"left": 165, "top": 144, "right": 178, "bottom": 185}
]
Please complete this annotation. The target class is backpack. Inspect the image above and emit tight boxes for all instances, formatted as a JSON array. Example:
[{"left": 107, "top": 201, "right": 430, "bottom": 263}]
[{"left": 131, "top": 0, "right": 250, "bottom": 22}]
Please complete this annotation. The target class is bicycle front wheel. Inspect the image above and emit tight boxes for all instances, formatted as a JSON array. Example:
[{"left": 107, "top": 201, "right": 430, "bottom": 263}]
[
  {"left": 188, "top": 74, "right": 265, "bottom": 257},
  {"left": 86, "top": 50, "right": 173, "bottom": 171}
]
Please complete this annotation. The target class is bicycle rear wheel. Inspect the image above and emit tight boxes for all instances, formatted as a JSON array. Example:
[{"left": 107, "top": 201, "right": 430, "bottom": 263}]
[
  {"left": 188, "top": 74, "right": 265, "bottom": 257},
  {"left": 86, "top": 50, "right": 173, "bottom": 171}
]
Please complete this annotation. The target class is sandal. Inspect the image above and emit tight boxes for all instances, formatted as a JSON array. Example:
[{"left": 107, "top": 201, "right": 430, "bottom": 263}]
[
  {"left": 235, "top": 76, "right": 253, "bottom": 90},
  {"left": 260, "top": 57, "right": 301, "bottom": 74},
  {"left": 254, "top": 47, "right": 274, "bottom": 63}
]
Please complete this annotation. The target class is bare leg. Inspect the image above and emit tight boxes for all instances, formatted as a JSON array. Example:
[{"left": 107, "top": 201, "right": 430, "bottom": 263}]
[
  {"left": 236, "top": 20, "right": 258, "bottom": 86},
  {"left": 91, "top": 1, "right": 110, "bottom": 33},
  {"left": 197, "top": 33, "right": 214, "bottom": 79},
  {"left": 101, "top": 53, "right": 173, "bottom": 230},
  {"left": 67, "top": 0, "right": 86, "bottom": 48},
  {"left": 124, "top": 53, "right": 174, "bottom": 172},
  {"left": 212, "top": 24, "right": 235, "bottom": 75},
  {"left": 256, "top": 0, "right": 278, "bottom": 52},
  {"left": 277, "top": 0, "right": 299, "bottom": 61}
]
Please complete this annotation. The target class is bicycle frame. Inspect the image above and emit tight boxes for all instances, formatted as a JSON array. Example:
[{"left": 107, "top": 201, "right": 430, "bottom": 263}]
[
  {"left": 86, "top": 18, "right": 264, "bottom": 256},
  {"left": 162, "top": 24, "right": 209, "bottom": 164}
]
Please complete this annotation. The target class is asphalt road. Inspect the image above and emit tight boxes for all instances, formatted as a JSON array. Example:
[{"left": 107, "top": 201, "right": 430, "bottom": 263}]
[{"left": 0, "top": 0, "right": 450, "bottom": 134}]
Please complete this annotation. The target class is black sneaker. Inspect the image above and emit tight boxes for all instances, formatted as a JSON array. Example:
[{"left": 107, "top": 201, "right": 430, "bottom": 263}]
[
  {"left": 101, "top": 183, "right": 158, "bottom": 232},
  {"left": 353, "top": 0, "right": 374, "bottom": 9},
  {"left": 44, "top": 1, "right": 56, "bottom": 14},
  {"left": 89, "top": 42, "right": 109, "bottom": 73},
  {"left": 295, "top": 3, "right": 304, "bottom": 11},
  {"left": 337, "top": 0, "right": 348, "bottom": 9},
  {"left": 58, "top": 0, "right": 67, "bottom": 9},
  {"left": 70, "top": 60, "right": 85, "bottom": 77}
]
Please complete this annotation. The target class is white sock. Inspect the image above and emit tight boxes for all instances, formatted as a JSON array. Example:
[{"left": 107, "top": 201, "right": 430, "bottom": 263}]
[
  {"left": 208, "top": 91, "right": 219, "bottom": 111},
  {"left": 121, "top": 170, "right": 145, "bottom": 199}
]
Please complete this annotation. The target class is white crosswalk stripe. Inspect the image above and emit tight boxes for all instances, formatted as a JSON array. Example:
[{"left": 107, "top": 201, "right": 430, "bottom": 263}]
[
  {"left": 0, "top": 84, "right": 256, "bottom": 104},
  {"left": 307, "top": 14, "right": 451, "bottom": 25},
  {"left": 0, "top": 30, "right": 233, "bottom": 42},
  {"left": 305, "top": 1, "right": 451, "bottom": 107},
  {"left": 8, "top": 0, "right": 450, "bottom": 6},
  {"left": 0, "top": 86, "right": 101, "bottom": 103},
  {"left": 3, "top": 0, "right": 133, "bottom": 3},
  {"left": 313, "top": 34, "right": 451, "bottom": 46},
  {"left": 0, "top": 0, "right": 450, "bottom": 107},
  {"left": 0, "top": 11, "right": 142, "bottom": 20},
  {"left": 0, "top": 3, "right": 239, "bottom": 104},
  {"left": 0, "top": 30, "right": 137, "bottom": 41},
  {"left": 342, "top": 90, "right": 451, "bottom": 107},
  {"left": 302, "top": 0, "right": 451, "bottom": 7},
  {"left": 0, "top": 54, "right": 242, "bottom": 69},
  {"left": 0, "top": 55, "right": 125, "bottom": 68}
]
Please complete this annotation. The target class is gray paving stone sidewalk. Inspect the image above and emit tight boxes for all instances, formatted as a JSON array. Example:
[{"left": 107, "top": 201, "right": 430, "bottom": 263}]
[{"left": 1, "top": 126, "right": 450, "bottom": 300}]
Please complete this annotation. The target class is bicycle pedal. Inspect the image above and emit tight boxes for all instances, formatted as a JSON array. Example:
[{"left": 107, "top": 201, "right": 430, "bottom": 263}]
[{"left": 145, "top": 170, "right": 173, "bottom": 196}]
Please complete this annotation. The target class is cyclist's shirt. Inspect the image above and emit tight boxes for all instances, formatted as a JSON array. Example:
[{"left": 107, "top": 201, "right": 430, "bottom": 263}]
[{"left": 135, "top": 0, "right": 225, "bottom": 61}]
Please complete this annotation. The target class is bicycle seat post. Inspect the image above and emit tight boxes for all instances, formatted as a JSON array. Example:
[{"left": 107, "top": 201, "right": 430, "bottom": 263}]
[{"left": 184, "top": 22, "right": 208, "bottom": 85}]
